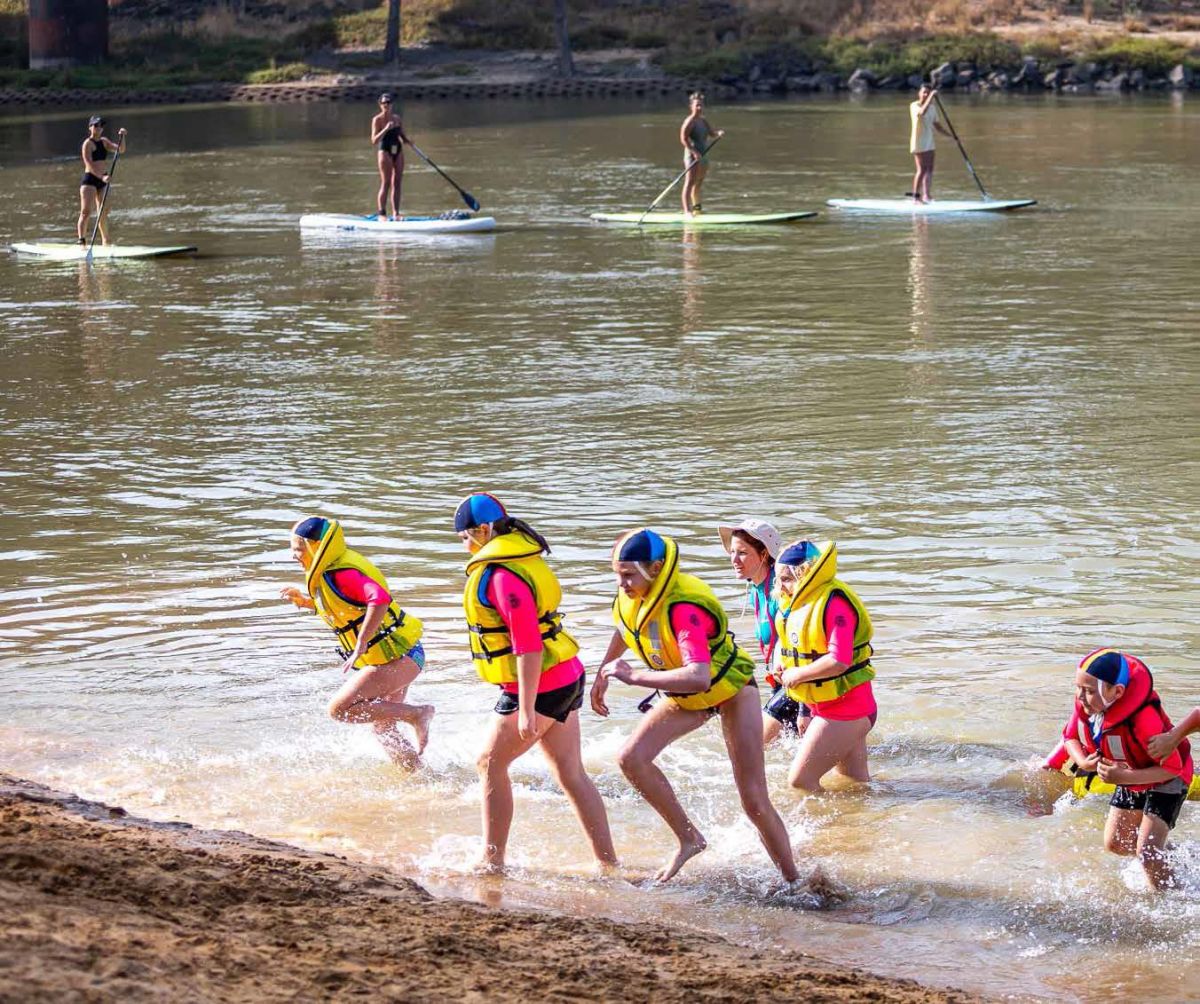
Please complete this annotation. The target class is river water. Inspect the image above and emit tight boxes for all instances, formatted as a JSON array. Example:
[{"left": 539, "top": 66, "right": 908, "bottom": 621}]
[{"left": 1, "top": 93, "right": 1198, "bottom": 1002}]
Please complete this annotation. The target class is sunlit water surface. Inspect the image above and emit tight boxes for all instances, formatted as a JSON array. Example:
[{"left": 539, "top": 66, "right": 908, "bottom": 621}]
[{"left": 1, "top": 93, "right": 1198, "bottom": 1002}]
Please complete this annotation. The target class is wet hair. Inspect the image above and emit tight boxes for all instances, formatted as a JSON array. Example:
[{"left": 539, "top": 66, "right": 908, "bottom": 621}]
[
  {"left": 292, "top": 516, "right": 329, "bottom": 541},
  {"left": 730, "top": 528, "right": 772, "bottom": 564}
]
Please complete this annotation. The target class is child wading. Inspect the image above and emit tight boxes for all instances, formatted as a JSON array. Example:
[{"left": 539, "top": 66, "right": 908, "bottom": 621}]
[{"left": 1058, "top": 649, "right": 1193, "bottom": 890}]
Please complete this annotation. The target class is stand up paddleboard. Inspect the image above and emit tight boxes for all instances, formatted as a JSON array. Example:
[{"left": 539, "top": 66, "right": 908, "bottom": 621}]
[
  {"left": 11, "top": 241, "right": 197, "bottom": 260},
  {"left": 591, "top": 211, "right": 817, "bottom": 226},
  {"left": 299, "top": 213, "right": 495, "bottom": 234},
  {"left": 826, "top": 198, "right": 1035, "bottom": 214}
]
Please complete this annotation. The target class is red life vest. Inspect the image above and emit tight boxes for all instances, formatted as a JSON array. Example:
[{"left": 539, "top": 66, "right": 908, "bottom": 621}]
[{"left": 1069, "top": 653, "right": 1193, "bottom": 790}]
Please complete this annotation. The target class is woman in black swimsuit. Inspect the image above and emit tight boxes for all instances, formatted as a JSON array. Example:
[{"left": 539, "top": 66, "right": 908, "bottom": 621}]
[
  {"left": 370, "top": 93, "right": 408, "bottom": 220},
  {"left": 77, "top": 115, "right": 127, "bottom": 246}
]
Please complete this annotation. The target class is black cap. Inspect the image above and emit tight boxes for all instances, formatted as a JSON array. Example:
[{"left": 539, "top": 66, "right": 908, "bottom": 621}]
[
  {"left": 378, "top": 92, "right": 393, "bottom": 104},
  {"left": 87, "top": 115, "right": 105, "bottom": 126}
]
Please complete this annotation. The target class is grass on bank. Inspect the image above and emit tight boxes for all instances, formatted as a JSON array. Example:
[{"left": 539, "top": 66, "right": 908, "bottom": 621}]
[{"left": 0, "top": 0, "right": 1197, "bottom": 89}]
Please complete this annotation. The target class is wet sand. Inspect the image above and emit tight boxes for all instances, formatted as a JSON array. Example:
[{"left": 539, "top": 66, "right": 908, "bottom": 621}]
[{"left": 0, "top": 774, "right": 978, "bottom": 1003}]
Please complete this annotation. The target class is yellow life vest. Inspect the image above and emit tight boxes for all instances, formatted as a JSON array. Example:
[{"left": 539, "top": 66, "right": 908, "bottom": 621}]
[
  {"left": 462, "top": 530, "right": 580, "bottom": 685},
  {"left": 612, "top": 534, "right": 755, "bottom": 711},
  {"left": 776, "top": 541, "right": 875, "bottom": 705},
  {"left": 304, "top": 519, "right": 422, "bottom": 668}
]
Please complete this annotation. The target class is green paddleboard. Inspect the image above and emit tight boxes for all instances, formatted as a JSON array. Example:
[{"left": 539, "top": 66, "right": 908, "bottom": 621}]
[{"left": 590, "top": 211, "right": 817, "bottom": 226}]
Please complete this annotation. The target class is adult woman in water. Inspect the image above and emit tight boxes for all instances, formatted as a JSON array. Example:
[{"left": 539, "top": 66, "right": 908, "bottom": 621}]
[
  {"left": 718, "top": 518, "right": 810, "bottom": 746},
  {"left": 592, "top": 529, "right": 799, "bottom": 884},
  {"left": 775, "top": 540, "right": 877, "bottom": 793},
  {"left": 456, "top": 493, "right": 618, "bottom": 875},
  {"left": 909, "top": 85, "right": 951, "bottom": 203},
  {"left": 370, "top": 93, "right": 407, "bottom": 219},
  {"left": 281, "top": 517, "right": 434, "bottom": 767},
  {"left": 680, "top": 91, "right": 724, "bottom": 217},
  {"left": 77, "top": 115, "right": 126, "bottom": 246}
]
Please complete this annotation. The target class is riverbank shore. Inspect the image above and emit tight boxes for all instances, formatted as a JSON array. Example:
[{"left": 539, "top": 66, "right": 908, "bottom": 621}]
[{"left": 0, "top": 773, "right": 978, "bottom": 1003}]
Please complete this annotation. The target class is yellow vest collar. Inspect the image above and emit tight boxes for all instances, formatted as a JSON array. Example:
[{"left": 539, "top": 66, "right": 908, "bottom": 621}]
[
  {"left": 620, "top": 533, "right": 681, "bottom": 634},
  {"left": 465, "top": 530, "right": 545, "bottom": 576},
  {"left": 304, "top": 518, "right": 347, "bottom": 596},
  {"left": 781, "top": 540, "right": 837, "bottom": 614}
]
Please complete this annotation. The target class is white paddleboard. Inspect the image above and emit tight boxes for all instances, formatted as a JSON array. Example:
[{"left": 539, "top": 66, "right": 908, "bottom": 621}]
[
  {"left": 591, "top": 210, "right": 817, "bottom": 226},
  {"left": 11, "top": 241, "right": 197, "bottom": 260},
  {"left": 299, "top": 213, "right": 495, "bottom": 234},
  {"left": 826, "top": 198, "right": 1036, "bottom": 214}
]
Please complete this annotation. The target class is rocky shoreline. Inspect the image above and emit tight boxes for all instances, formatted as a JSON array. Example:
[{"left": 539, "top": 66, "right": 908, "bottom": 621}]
[
  {"left": 0, "top": 54, "right": 1195, "bottom": 108},
  {"left": 0, "top": 773, "right": 978, "bottom": 1003}
]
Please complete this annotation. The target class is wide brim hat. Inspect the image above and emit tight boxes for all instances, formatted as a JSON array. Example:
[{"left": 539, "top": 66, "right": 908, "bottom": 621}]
[{"left": 717, "top": 518, "right": 783, "bottom": 560}]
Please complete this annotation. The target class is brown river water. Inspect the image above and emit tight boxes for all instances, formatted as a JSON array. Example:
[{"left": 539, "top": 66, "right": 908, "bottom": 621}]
[{"left": 0, "top": 93, "right": 1198, "bottom": 1002}]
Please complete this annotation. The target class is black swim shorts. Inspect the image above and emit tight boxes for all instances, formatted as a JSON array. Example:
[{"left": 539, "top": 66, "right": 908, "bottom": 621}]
[
  {"left": 1110, "top": 781, "right": 1188, "bottom": 829},
  {"left": 494, "top": 675, "right": 584, "bottom": 724}
]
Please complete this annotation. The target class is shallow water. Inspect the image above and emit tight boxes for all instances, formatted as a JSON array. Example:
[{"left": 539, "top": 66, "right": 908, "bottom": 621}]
[{"left": 1, "top": 93, "right": 1198, "bottom": 1002}]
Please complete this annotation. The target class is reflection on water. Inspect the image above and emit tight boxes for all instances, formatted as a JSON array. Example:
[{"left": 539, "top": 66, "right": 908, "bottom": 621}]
[{"left": 1, "top": 94, "right": 1198, "bottom": 1004}]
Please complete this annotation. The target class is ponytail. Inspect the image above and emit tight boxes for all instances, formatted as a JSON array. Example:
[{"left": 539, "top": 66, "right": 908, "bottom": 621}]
[{"left": 495, "top": 515, "right": 551, "bottom": 554}]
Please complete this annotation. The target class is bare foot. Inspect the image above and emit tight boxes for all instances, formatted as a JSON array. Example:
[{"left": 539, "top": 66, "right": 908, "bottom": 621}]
[
  {"left": 413, "top": 704, "right": 435, "bottom": 754},
  {"left": 471, "top": 856, "right": 505, "bottom": 876},
  {"left": 654, "top": 834, "right": 707, "bottom": 883}
]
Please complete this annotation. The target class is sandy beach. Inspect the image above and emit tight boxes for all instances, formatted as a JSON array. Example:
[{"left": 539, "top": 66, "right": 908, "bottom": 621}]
[{"left": 0, "top": 774, "right": 979, "bottom": 1003}]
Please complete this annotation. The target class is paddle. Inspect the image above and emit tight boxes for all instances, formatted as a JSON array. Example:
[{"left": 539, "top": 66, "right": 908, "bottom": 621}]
[
  {"left": 637, "top": 133, "right": 724, "bottom": 225},
  {"left": 406, "top": 141, "right": 481, "bottom": 212},
  {"left": 931, "top": 90, "right": 989, "bottom": 200},
  {"left": 86, "top": 148, "right": 121, "bottom": 262}
]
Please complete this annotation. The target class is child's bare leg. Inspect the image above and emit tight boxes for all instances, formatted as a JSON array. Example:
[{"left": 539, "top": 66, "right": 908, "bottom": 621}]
[
  {"left": 1136, "top": 813, "right": 1175, "bottom": 890},
  {"left": 1103, "top": 806, "right": 1141, "bottom": 856}
]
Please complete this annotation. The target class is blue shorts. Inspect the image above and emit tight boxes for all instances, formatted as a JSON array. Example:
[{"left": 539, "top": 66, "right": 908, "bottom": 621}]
[{"left": 404, "top": 641, "right": 426, "bottom": 670}]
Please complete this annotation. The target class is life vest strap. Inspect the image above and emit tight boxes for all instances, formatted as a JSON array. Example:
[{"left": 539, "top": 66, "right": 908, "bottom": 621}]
[
  {"left": 335, "top": 608, "right": 407, "bottom": 649},
  {"left": 666, "top": 635, "right": 739, "bottom": 699},
  {"left": 469, "top": 611, "right": 566, "bottom": 661}
]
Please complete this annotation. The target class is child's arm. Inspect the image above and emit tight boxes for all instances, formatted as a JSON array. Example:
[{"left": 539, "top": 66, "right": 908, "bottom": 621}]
[
  {"left": 1063, "top": 738, "right": 1099, "bottom": 773},
  {"left": 1147, "top": 706, "right": 1200, "bottom": 761},
  {"left": 280, "top": 586, "right": 314, "bottom": 610},
  {"left": 1096, "top": 760, "right": 1175, "bottom": 787}
]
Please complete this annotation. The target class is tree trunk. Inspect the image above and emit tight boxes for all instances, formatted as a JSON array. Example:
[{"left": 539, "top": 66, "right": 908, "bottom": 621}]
[
  {"left": 554, "top": 0, "right": 574, "bottom": 77},
  {"left": 384, "top": 0, "right": 401, "bottom": 64}
]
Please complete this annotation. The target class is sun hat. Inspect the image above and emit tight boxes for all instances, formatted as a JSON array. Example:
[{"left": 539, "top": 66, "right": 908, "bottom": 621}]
[{"left": 717, "top": 518, "right": 783, "bottom": 560}]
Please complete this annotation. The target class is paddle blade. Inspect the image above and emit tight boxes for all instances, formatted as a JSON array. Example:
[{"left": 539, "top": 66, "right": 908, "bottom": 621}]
[{"left": 461, "top": 191, "right": 481, "bottom": 212}]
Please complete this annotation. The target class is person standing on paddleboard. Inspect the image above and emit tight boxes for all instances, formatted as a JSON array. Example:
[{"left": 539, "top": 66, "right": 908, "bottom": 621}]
[
  {"left": 593, "top": 528, "right": 799, "bottom": 885},
  {"left": 680, "top": 92, "right": 723, "bottom": 217},
  {"left": 77, "top": 116, "right": 126, "bottom": 246},
  {"left": 717, "top": 519, "right": 812, "bottom": 747},
  {"left": 909, "top": 85, "right": 951, "bottom": 204},
  {"left": 371, "top": 93, "right": 408, "bottom": 220},
  {"left": 455, "top": 493, "right": 619, "bottom": 875}
]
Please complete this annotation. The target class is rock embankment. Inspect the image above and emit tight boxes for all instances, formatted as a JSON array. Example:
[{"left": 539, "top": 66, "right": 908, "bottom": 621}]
[{"left": 729, "top": 57, "right": 1196, "bottom": 94}]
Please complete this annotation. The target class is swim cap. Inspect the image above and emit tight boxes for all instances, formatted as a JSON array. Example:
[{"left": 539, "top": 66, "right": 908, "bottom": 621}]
[
  {"left": 292, "top": 516, "right": 329, "bottom": 541},
  {"left": 614, "top": 528, "right": 666, "bottom": 563},
  {"left": 1080, "top": 649, "right": 1130, "bottom": 688},
  {"left": 778, "top": 540, "right": 821, "bottom": 567},
  {"left": 454, "top": 492, "right": 507, "bottom": 532}
]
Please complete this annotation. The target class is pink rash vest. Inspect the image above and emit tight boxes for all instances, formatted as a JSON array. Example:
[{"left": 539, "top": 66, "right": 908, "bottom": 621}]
[{"left": 487, "top": 567, "right": 585, "bottom": 694}]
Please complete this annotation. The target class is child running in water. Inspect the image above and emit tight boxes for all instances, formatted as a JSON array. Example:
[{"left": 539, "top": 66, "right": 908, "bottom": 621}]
[
  {"left": 1059, "top": 649, "right": 1193, "bottom": 890},
  {"left": 281, "top": 517, "right": 434, "bottom": 767}
]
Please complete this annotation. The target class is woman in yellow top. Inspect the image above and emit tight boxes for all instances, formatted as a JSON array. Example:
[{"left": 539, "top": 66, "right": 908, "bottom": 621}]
[
  {"left": 281, "top": 516, "right": 433, "bottom": 767},
  {"left": 910, "top": 85, "right": 952, "bottom": 204},
  {"left": 591, "top": 528, "right": 799, "bottom": 884}
]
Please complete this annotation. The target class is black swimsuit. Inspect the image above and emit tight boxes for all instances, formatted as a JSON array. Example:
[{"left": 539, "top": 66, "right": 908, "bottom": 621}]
[
  {"left": 80, "top": 139, "right": 107, "bottom": 190},
  {"left": 378, "top": 123, "right": 403, "bottom": 158}
]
